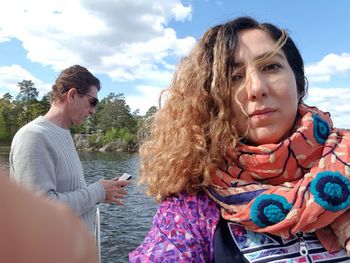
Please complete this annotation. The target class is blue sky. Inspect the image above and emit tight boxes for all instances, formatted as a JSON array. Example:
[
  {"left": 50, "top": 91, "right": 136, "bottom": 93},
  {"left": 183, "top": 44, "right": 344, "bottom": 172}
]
[{"left": 1, "top": 0, "right": 350, "bottom": 126}]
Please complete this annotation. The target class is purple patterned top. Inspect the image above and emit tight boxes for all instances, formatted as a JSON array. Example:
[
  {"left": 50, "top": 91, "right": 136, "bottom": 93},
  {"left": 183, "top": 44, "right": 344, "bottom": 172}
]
[{"left": 129, "top": 191, "right": 220, "bottom": 262}]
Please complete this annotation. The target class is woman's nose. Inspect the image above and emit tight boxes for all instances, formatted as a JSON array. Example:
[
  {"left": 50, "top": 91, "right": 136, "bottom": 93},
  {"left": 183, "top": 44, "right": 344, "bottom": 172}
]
[{"left": 246, "top": 71, "right": 269, "bottom": 100}]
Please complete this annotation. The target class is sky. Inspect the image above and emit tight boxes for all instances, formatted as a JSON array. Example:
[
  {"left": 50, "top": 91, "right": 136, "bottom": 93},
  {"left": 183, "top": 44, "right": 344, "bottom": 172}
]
[{"left": 1, "top": 0, "right": 350, "bottom": 127}]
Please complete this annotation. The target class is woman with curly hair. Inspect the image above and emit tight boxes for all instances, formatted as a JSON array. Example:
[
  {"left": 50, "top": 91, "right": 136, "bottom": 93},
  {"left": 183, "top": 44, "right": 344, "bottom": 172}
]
[{"left": 130, "top": 16, "right": 350, "bottom": 262}]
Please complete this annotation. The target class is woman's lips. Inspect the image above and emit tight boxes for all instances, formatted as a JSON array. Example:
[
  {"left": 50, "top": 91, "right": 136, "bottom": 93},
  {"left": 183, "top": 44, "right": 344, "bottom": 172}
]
[{"left": 249, "top": 108, "right": 276, "bottom": 119}]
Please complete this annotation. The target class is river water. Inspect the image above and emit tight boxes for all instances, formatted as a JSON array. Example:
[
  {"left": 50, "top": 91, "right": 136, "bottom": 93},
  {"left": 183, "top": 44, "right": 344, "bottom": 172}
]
[{"left": 0, "top": 148, "right": 158, "bottom": 263}]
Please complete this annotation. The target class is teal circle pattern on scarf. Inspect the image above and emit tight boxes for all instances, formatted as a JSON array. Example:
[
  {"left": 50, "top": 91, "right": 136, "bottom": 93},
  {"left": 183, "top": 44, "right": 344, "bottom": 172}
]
[
  {"left": 312, "top": 113, "right": 330, "bottom": 144},
  {"left": 310, "top": 171, "right": 350, "bottom": 212},
  {"left": 251, "top": 194, "right": 292, "bottom": 227}
]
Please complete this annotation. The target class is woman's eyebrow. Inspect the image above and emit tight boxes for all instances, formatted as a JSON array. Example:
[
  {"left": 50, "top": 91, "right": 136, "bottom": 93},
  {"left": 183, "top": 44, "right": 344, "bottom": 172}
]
[{"left": 233, "top": 52, "right": 285, "bottom": 67}]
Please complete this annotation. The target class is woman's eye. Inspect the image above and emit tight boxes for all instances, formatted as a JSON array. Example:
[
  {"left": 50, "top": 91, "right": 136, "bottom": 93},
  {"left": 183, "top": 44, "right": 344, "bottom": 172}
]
[
  {"left": 232, "top": 74, "right": 244, "bottom": 82},
  {"left": 262, "top": 63, "right": 281, "bottom": 72}
]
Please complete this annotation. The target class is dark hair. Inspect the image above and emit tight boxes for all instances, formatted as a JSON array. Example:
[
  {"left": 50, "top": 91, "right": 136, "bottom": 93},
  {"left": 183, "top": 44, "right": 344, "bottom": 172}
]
[
  {"left": 260, "top": 22, "right": 307, "bottom": 100},
  {"left": 51, "top": 65, "right": 101, "bottom": 102}
]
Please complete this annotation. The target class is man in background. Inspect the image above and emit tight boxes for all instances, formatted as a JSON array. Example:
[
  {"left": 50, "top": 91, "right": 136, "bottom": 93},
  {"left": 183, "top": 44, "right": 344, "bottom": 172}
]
[{"left": 9, "top": 65, "right": 131, "bottom": 234}]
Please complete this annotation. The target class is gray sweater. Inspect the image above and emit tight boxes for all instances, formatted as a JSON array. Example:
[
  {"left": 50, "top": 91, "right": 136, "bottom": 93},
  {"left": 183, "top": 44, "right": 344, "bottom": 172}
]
[{"left": 9, "top": 116, "right": 105, "bottom": 233}]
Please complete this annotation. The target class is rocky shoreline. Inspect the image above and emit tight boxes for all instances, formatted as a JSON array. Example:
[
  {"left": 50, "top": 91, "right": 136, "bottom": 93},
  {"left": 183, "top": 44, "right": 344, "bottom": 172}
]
[{"left": 73, "top": 134, "right": 138, "bottom": 153}]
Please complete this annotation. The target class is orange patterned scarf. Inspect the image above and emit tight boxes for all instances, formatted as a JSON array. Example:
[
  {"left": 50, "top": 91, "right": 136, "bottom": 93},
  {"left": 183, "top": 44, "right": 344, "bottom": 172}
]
[{"left": 207, "top": 104, "right": 350, "bottom": 252}]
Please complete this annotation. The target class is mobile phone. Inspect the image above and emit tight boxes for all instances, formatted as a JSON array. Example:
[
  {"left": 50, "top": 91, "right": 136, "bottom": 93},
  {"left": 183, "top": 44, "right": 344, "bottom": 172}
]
[{"left": 118, "top": 173, "right": 132, "bottom": 181}]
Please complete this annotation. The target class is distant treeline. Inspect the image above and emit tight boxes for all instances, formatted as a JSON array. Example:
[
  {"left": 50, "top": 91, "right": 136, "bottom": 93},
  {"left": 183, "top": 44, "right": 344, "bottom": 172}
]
[{"left": 0, "top": 80, "right": 158, "bottom": 149}]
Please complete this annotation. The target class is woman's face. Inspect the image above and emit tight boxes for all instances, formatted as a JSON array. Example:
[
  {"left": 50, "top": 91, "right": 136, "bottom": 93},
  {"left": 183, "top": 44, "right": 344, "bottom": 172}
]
[{"left": 232, "top": 29, "right": 299, "bottom": 145}]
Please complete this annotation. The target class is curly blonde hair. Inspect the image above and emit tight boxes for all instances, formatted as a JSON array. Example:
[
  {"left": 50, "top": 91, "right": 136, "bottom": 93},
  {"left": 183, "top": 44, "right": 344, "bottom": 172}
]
[{"left": 139, "top": 17, "right": 306, "bottom": 202}]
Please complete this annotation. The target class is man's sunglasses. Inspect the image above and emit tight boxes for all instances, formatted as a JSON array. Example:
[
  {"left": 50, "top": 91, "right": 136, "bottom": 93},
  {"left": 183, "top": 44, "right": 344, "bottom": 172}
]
[{"left": 83, "top": 94, "right": 99, "bottom": 108}]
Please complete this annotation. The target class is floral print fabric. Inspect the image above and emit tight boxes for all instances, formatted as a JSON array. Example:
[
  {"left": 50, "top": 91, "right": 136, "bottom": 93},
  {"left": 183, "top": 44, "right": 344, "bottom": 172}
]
[
  {"left": 129, "top": 192, "right": 220, "bottom": 262},
  {"left": 129, "top": 192, "right": 350, "bottom": 262}
]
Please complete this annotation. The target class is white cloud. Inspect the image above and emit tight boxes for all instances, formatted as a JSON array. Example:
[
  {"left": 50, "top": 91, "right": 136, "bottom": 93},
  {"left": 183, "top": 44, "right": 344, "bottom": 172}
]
[
  {"left": 0, "top": 0, "right": 194, "bottom": 84},
  {"left": 0, "top": 65, "right": 51, "bottom": 95},
  {"left": 304, "top": 55, "right": 350, "bottom": 129},
  {"left": 0, "top": 31, "right": 10, "bottom": 43},
  {"left": 125, "top": 85, "right": 163, "bottom": 114},
  {"left": 100, "top": 27, "right": 195, "bottom": 82},
  {"left": 305, "top": 86, "right": 350, "bottom": 128},
  {"left": 173, "top": 3, "right": 192, "bottom": 21},
  {"left": 305, "top": 53, "right": 350, "bottom": 83}
]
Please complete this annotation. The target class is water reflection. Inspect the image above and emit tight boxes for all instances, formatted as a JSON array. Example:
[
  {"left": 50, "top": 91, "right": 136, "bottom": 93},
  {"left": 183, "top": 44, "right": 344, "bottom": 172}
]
[
  {"left": 80, "top": 152, "right": 158, "bottom": 263},
  {"left": 0, "top": 149, "right": 157, "bottom": 263}
]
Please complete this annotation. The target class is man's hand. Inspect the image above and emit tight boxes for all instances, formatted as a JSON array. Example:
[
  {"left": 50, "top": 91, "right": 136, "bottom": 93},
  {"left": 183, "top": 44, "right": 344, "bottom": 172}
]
[{"left": 98, "top": 178, "right": 131, "bottom": 205}]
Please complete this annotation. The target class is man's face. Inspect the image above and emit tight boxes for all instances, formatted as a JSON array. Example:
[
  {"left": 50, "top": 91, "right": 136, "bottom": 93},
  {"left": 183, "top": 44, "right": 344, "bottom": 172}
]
[{"left": 70, "top": 85, "right": 99, "bottom": 126}]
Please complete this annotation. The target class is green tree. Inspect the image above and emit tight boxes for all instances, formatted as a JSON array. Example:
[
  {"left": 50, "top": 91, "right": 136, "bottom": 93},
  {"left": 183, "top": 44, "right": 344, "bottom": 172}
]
[
  {"left": 94, "top": 93, "right": 137, "bottom": 133},
  {"left": 0, "top": 108, "right": 7, "bottom": 140},
  {"left": 1, "top": 93, "right": 13, "bottom": 101},
  {"left": 0, "top": 93, "right": 14, "bottom": 139},
  {"left": 37, "top": 92, "right": 51, "bottom": 115},
  {"left": 16, "top": 80, "right": 39, "bottom": 124},
  {"left": 137, "top": 106, "right": 158, "bottom": 143},
  {"left": 16, "top": 80, "right": 39, "bottom": 101},
  {"left": 144, "top": 106, "right": 158, "bottom": 119}
]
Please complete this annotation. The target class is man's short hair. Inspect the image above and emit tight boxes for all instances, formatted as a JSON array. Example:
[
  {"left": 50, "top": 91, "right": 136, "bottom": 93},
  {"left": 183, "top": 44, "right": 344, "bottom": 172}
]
[{"left": 51, "top": 65, "right": 101, "bottom": 102}]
